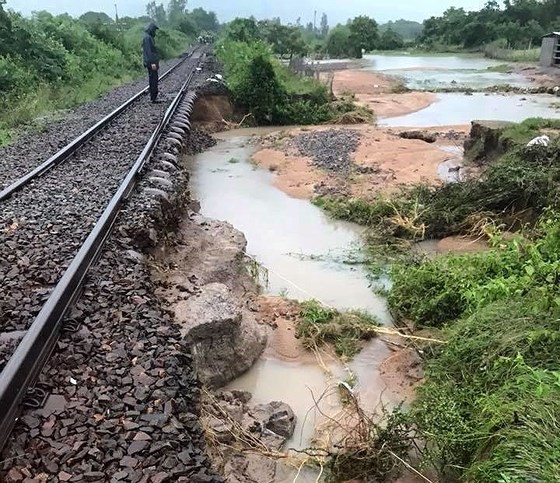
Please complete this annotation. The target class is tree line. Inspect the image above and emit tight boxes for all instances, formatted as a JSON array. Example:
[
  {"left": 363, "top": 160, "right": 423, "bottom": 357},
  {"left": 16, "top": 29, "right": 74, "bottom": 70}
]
[
  {"left": 0, "top": 0, "right": 219, "bottom": 136},
  {"left": 420, "top": 0, "right": 560, "bottom": 49},
  {"left": 223, "top": 15, "right": 409, "bottom": 60}
]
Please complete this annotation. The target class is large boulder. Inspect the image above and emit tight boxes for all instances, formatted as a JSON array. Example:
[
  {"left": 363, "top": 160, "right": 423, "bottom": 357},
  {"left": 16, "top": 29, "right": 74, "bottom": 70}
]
[{"left": 176, "top": 282, "right": 266, "bottom": 388}]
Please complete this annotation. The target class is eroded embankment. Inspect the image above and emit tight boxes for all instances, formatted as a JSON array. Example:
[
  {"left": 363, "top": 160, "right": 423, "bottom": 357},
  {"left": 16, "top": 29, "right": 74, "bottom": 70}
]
[{"left": 0, "top": 93, "right": 225, "bottom": 482}]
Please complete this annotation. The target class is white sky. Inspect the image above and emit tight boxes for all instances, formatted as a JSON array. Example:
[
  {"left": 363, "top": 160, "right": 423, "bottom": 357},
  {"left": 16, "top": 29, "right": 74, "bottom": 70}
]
[{"left": 8, "top": 0, "right": 489, "bottom": 24}]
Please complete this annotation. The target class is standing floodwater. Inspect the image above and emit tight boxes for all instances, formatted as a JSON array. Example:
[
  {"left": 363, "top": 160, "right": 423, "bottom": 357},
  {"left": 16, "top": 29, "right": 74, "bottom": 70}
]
[
  {"left": 363, "top": 53, "right": 531, "bottom": 89},
  {"left": 188, "top": 130, "right": 397, "bottom": 455}
]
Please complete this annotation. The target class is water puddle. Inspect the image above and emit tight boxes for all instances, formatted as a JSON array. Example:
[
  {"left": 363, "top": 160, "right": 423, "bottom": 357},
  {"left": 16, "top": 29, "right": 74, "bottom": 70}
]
[
  {"left": 363, "top": 53, "right": 531, "bottom": 89},
  {"left": 188, "top": 131, "right": 396, "bottom": 458},
  {"left": 438, "top": 145, "right": 464, "bottom": 183},
  {"left": 381, "top": 92, "right": 558, "bottom": 127}
]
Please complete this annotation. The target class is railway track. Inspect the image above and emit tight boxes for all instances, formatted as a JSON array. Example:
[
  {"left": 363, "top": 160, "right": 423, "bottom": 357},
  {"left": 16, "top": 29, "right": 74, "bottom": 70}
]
[{"left": 0, "top": 46, "right": 207, "bottom": 457}]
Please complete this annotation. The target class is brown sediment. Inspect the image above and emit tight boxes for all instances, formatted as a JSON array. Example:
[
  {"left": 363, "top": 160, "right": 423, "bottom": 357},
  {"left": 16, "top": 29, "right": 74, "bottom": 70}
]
[
  {"left": 251, "top": 124, "right": 469, "bottom": 201},
  {"left": 255, "top": 296, "right": 335, "bottom": 364},
  {"left": 331, "top": 69, "right": 437, "bottom": 118},
  {"left": 436, "top": 236, "right": 490, "bottom": 253},
  {"left": 379, "top": 348, "right": 423, "bottom": 404}
]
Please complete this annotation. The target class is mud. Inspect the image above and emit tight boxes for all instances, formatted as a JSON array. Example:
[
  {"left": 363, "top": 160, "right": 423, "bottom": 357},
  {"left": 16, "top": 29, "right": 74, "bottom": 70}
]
[
  {"left": 252, "top": 124, "right": 468, "bottom": 200},
  {"left": 331, "top": 69, "right": 436, "bottom": 118}
]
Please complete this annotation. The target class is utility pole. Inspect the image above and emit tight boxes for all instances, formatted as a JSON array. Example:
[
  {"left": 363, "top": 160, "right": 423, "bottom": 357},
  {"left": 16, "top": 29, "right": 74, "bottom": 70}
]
[
  {"left": 313, "top": 10, "right": 317, "bottom": 33},
  {"left": 114, "top": 2, "right": 119, "bottom": 24}
]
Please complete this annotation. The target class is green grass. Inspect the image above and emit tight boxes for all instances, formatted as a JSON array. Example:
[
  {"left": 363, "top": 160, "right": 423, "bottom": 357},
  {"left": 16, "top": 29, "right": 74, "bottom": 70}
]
[
  {"left": 500, "top": 118, "right": 560, "bottom": 145},
  {"left": 388, "top": 216, "right": 560, "bottom": 327},
  {"left": 382, "top": 212, "right": 560, "bottom": 480},
  {"left": 407, "top": 296, "right": 560, "bottom": 481},
  {"left": 297, "top": 300, "right": 380, "bottom": 360},
  {"left": 484, "top": 46, "right": 540, "bottom": 63},
  {"left": 487, "top": 63, "right": 512, "bottom": 73}
]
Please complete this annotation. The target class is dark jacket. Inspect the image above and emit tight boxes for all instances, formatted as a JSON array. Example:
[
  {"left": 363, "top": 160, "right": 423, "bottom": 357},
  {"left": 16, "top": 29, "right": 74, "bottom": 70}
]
[{"left": 142, "top": 22, "right": 159, "bottom": 68}]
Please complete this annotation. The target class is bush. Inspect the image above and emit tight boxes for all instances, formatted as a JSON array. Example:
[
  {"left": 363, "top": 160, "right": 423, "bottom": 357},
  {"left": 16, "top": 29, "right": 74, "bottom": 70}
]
[
  {"left": 217, "top": 37, "right": 367, "bottom": 126},
  {"left": 0, "top": 9, "right": 191, "bottom": 140},
  {"left": 388, "top": 216, "right": 560, "bottom": 327},
  {"left": 408, "top": 297, "right": 560, "bottom": 481}
]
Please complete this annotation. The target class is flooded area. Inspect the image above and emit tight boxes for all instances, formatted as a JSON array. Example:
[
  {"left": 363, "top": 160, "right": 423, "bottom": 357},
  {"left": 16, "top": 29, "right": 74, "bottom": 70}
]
[
  {"left": 189, "top": 131, "right": 397, "bottom": 454},
  {"left": 188, "top": 51, "right": 559, "bottom": 481},
  {"left": 363, "top": 53, "right": 531, "bottom": 89},
  {"left": 381, "top": 92, "right": 559, "bottom": 127}
]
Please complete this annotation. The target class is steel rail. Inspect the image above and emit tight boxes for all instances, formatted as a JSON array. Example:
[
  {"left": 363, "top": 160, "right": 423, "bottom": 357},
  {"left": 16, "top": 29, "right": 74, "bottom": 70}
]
[
  {"left": 0, "top": 48, "right": 196, "bottom": 203},
  {"left": 0, "top": 61, "right": 198, "bottom": 453}
]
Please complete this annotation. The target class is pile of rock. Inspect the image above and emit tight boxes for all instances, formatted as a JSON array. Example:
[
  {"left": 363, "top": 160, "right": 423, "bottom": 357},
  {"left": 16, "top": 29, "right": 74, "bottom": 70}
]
[
  {"left": 289, "top": 129, "right": 362, "bottom": 173},
  {"left": 203, "top": 391, "right": 296, "bottom": 483}
]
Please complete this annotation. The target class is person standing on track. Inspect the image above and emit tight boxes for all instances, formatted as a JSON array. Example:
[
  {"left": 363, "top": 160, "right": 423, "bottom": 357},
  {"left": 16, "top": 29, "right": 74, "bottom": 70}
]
[{"left": 143, "top": 22, "right": 161, "bottom": 103}]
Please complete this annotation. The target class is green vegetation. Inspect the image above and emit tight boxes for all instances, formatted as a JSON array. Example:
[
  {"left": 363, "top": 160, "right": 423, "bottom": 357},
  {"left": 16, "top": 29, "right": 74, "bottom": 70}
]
[
  {"left": 379, "top": 19, "right": 423, "bottom": 42},
  {"left": 389, "top": 218, "right": 560, "bottom": 327},
  {"left": 420, "top": 0, "right": 557, "bottom": 55},
  {"left": 297, "top": 300, "right": 380, "bottom": 360},
  {"left": 318, "top": 120, "right": 560, "bottom": 481},
  {"left": 388, "top": 219, "right": 560, "bottom": 481},
  {"left": 217, "top": 22, "right": 373, "bottom": 125},
  {"left": 484, "top": 42, "right": 540, "bottom": 62},
  {"left": 0, "top": 1, "right": 219, "bottom": 143}
]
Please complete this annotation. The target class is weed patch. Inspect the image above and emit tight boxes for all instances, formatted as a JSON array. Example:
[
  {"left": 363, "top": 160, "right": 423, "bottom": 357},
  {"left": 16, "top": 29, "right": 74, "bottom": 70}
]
[
  {"left": 388, "top": 216, "right": 560, "bottom": 327},
  {"left": 297, "top": 300, "right": 380, "bottom": 360}
]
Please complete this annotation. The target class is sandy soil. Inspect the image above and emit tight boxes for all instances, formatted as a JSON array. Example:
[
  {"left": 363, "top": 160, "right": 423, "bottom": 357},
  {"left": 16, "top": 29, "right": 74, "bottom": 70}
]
[
  {"left": 379, "top": 348, "right": 423, "bottom": 403},
  {"left": 255, "top": 296, "right": 319, "bottom": 364},
  {"left": 516, "top": 64, "right": 560, "bottom": 88},
  {"left": 252, "top": 124, "right": 469, "bottom": 201},
  {"left": 331, "top": 69, "right": 436, "bottom": 118}
]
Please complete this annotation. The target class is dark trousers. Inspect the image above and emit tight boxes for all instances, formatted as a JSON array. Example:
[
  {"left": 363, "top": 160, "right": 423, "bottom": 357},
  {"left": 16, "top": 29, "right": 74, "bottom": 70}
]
[{"left": 148, "top": 67, "right": 159, "bottom": 101}]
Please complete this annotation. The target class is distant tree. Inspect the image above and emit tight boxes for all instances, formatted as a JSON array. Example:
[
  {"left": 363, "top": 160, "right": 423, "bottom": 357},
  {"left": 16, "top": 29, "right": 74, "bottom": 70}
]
[
  {"left": 176, "top": 16, "right": 197, "bottom": 36},
  {"left": 80, "top": 12, "right": 114, "bottom": 24},
  {"left": 324, "top": 24, "right": 351, "bottom": 58},
  {"left": 225, "top": 18, "right": 261, "bottom": 43},
  {"left": 266, "top": 23, "right": 307, "bottom": 59},
  {"left": 348, "top": 16, "right": 379, "bottom": 58},
  {"left": 167, "top": 0, "right": 187, "bottom": 26},
  {"left": 190, "top": 8, "right": 219, "bottom": 32},
  {"left": 320, "top": 13, "right": 329, "bottom": 38},
  {"left": 378, "top": 28, "right": 405, "bottom": 50},
  {"left": 146, "top": 2, "right": 167, "bottom": 26},
  {"left": 379, "top": 19, "right": 423, "bottom": 40}
]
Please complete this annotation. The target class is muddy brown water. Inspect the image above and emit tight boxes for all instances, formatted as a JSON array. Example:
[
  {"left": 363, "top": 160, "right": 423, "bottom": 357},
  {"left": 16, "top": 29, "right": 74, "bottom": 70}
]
[{"left": 187, "top": 131, "right": 401, "bottom": 464}]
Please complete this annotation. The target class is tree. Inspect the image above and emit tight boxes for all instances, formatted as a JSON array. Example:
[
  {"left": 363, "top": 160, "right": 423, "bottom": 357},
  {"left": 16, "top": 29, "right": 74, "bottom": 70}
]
[
  {"left": 378, "top": 28, "right": 405, "bottom": 50},
  {"left": 79, "top": 12, "right": 114, "bottom": 24},
  {"left": 266, "top": 23, "right": 307, "bottom": 59},
  {"left": 167, "top": 0, "right": 187, "bottom": 26},
  {"left": 379, "top": 19, "right": 423, "bottom": 41},
  {"left": 225, "top": 18, "right": 261, "bottom": 43},
  {"left": 324, "top": 24, "right": 351, "bottom": 58},
  {"left": 320, "top": 13, "right": 329, "bottom": 38},
  {"left": 146, "top": 2, "right": 166, "bottom": 26},
  {"left": 190, "top": 8, "right": 219, "bottom": 33},
  {"left": 348, "top": 16, "right": 379, "bottom": 58}
]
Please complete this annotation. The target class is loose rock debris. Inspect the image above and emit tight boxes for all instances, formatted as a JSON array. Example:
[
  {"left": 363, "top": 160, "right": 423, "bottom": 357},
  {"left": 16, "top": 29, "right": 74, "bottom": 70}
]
[
  {"left": 288, "top": 129, "right": 362, "bottom": 173},
  {"left": 0, "top": 58, "right": 224, "bottom": 482}
]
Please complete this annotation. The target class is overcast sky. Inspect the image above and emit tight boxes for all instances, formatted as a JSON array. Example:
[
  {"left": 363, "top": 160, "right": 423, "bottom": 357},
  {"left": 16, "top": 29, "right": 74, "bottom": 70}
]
[{"left": 9, "top": 0, "right": 488, "bottom": 24}]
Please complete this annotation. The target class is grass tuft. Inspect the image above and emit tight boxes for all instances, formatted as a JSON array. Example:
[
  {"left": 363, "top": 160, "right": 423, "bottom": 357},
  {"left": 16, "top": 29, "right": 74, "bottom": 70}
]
[{"left": 296, "top": 300, "right": 380, "bottom": 360}]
